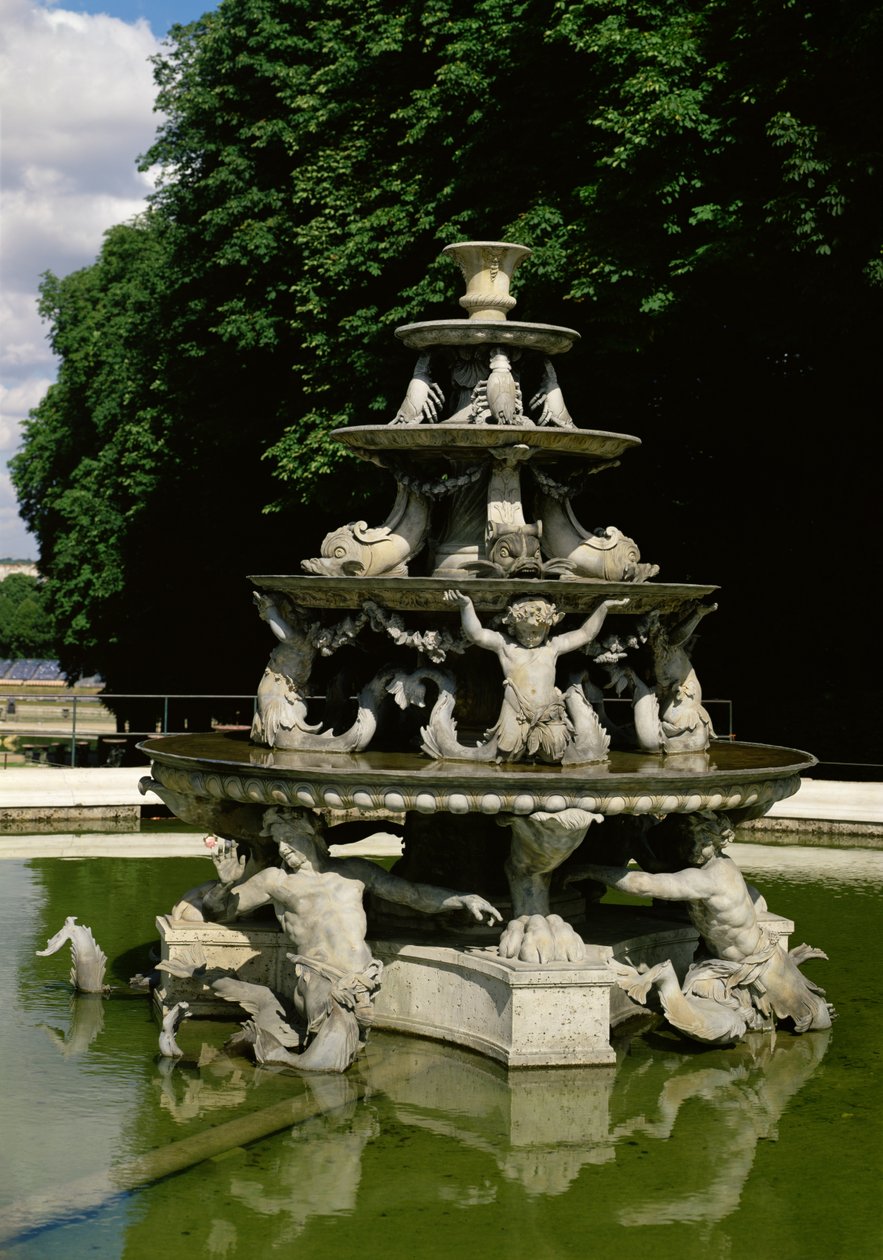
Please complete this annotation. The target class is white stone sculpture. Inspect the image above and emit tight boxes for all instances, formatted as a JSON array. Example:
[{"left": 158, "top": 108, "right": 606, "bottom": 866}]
[
  {"left": 534, "top": 496, "right": 658, "bottom": 582},
  {"left": 444, "top": 240, "right": 531, "bottom": 320},
  {"left": 442, "top": 590, "right": 626, "bottom": 763},
  {"left": 646, "top": 603, "right": 717, "bottom": 753},
  {"left": 496, "top": 807, "right": 604, "bottom": 963},
  {"left": 610, "top": 602, "right": 717, "bottom": 755},
  {"left": 36, "top": 916, "right": 108, "bottom": 993},
  {"left": 610, "top": 957, "right": 756, "bottom": 1045},
  {"left": 391, "top": 352, "right": 445, "bottom": 424},
  {"left": 251, "top": 601, "right": 428, "bottom": 754},
  {"left": 157, "top": 950, "right": 306, "bottom": 1067},
  {"left": 142, "top": 238, "right": 826, "bottom": 1070},
  {"left": 301, "top": 483, "right": 431, "bottom": 577},
  {"left": 503, "top": 808, "right": 603, "bottom": 919},
  {"left": 529, "top": 356, "right": 575, "bottom": 428},
  {"left": 158, "top": 1001, "right": 191, "bottom": 1058},
  {"left": 199, "top": 808, "right": 502, "bottom": 1072},
  {"left": 567, "top": 812, "right": 834, "bottom": 1043},
  {"left": 440, "top": 345, "right": 526, "bottom": 425},
  {"left": 250, "top": 593, "right": 322, "bottom": 746}
]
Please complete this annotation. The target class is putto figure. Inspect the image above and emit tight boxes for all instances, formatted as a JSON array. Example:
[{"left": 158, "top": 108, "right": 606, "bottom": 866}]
[
  {"left": 443, "top": 590, "right": 627, "bottom": 762},
  {"left": 201, "top": 808, "right": 502, "bottom": 1072}
]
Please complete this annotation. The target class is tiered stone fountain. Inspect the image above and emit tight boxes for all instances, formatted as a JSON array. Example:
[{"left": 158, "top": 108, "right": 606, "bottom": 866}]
[{"left": 141, "top": 242, "right": 822, "bottom": 1070}]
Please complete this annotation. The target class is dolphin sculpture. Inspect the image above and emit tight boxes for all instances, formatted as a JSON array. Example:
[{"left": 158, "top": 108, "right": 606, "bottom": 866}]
[{"left": 36, "top": 916, "right": 108, "bottom": 993}]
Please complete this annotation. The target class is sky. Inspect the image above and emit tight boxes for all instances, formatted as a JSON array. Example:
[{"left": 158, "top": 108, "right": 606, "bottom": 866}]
[{"left": 1, "top": 0, "right": 215, "bottom": 559}]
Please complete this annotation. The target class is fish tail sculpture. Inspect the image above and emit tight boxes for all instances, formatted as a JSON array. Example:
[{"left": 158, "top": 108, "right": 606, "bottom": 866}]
[
  {"left": 159, "top": 1001, "right": 191, "bottom": 1058},
  {"left": 36, "top": 916, "right": 109, "bottom": 993}
]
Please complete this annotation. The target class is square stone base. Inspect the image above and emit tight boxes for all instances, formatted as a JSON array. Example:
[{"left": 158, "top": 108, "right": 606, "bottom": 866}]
[{"left": 370, "top": 940, "right": 617, "bottom": 1067}]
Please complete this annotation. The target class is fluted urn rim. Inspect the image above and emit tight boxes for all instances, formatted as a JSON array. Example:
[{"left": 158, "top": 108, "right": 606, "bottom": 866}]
[
  {"left": 442, "top": 240, "right": 533, "bottom": 254},
  {"left": 443, "top": 240, "right": 533, "bottom": 321}
]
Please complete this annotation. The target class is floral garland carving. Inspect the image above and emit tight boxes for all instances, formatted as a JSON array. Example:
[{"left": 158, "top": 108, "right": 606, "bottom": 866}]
[
  {"left": 361, "top": 600, "right": 468, "bottom": 663},
  {"left": 385, "top": 461, "right": 485, "bottom": 500},
  {"left": 531, "top": 461, "right": 620, "bottom": 501}
]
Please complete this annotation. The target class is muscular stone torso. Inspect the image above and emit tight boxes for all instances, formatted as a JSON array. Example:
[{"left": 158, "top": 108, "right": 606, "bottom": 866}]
[
  {"left": 268, "top": 867, "right": 374, "bottom": 972},
  {"left": 687, "top": 857, "right": 766, "bottom": 961}
]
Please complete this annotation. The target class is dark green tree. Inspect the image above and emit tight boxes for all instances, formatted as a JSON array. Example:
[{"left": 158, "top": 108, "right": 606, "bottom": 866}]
[
  {"left": 13, "top": 0, "right": 883, "bottom": 757},
  {"left": 11, "top": 215, "right": 309, "bottom": 720},
  {"left": 0, "top": 573, "right": 56, "bottom": 658}
]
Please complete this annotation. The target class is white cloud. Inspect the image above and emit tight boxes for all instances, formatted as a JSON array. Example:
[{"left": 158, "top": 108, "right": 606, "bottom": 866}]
[
  {"left": 0, "top": 0, "right": 163, "bottom": 558},
  {"left": 0, "top": 290, "right": 53, "bottom": 375},
  {"left": 1, "top": 378, "right": 56, "bottom": 445}
]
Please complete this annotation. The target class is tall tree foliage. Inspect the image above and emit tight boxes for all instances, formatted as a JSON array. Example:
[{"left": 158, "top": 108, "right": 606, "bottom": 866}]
[
  {"left": 13, "top": 0, "right": 882, "bottom": 756},
  {"left": 0, "top": 573, "right": 56, "bottom": 658}
]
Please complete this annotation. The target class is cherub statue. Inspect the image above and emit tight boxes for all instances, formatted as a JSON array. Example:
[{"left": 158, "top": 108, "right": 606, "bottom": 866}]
[
  {"left": 443, "top": 591, "right": 628, "bottom": 762},
  {"left": 201, "top": 808, "right": 502, "bottom": 1072}
]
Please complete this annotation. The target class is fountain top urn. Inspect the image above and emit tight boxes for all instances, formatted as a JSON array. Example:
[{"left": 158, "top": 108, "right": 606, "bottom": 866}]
[
  {"left": 442, "top": 240, "right": 532, "bottom": 320},
  {"left": 397, "top": 238, "right": 579, "bottom": 353}
]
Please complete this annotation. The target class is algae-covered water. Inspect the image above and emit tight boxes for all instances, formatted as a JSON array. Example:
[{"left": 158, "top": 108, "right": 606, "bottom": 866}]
[{"left": 0, "top": 845, "right": 880, "bottom": 1260}]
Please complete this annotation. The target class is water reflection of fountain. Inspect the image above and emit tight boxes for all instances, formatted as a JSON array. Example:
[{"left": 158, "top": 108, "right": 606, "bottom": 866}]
[
  {"left": 220, "top": 1076, "right": 376, "bottom": 1248},
  {"left": 8, "top": 852, "right": 871, "bottom": 1259},
  {"left": 611, "top": 1030, "right": 831, "bottom": 1225},
  {"left": 38, "top": 992, "right": 105, "bottom": 1057},
  {"left": 135, "top": 1026, "right": 830, "bottom": 1254}
]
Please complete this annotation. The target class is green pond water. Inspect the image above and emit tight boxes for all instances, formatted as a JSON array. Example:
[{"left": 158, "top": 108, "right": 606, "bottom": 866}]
[{"left": 0, "top": 845, "right": 880, "bottom": 1260}]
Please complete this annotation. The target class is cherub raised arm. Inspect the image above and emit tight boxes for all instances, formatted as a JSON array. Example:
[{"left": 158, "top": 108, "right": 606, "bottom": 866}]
[
  {"left": 443, "top": 590, "right": 628, "bottom": 762},
  {"left": 254, "top": 592, "right": 307, "bottom": 647}
]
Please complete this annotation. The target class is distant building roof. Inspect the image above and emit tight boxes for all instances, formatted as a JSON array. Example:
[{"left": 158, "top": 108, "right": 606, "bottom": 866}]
[
  {"left": 0, "top": 659, "right": 66, "bottom": 683},
  {"left": 0, "top": 563, "right": 39, "bottom": 581}
]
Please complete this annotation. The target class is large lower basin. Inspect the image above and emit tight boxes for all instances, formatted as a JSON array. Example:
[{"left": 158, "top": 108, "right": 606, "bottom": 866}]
[{"left": 141, "top": 734, "right": 815, "bottom": 819}]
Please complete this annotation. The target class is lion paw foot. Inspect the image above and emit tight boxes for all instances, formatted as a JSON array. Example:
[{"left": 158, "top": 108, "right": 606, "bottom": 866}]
[{"left": 498, "top": 914, "right": 585, "bottom": 963}]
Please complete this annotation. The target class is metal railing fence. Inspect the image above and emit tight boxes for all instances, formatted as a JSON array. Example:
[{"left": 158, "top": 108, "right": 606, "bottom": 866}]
[
  {"left": 1, "top": 691, "right": 737, "bottom": 769},
  {"left": 1, "top": 692, "right": 258, "bottom": 767}
]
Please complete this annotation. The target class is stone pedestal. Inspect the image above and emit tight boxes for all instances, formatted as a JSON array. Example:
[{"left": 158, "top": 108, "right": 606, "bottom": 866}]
[{"left": 370, "top": 940, "right": 617, "bottom": 1067}]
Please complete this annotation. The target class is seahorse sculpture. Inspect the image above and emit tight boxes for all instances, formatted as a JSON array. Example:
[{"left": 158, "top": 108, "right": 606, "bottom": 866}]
[
  {"left": 36, "top": 916, "right": 108, "bottom": 993},
  {"left": 607, "top": 603, "right": 717, "bottom": 755},
  {"left": 158, "top": 1001, "right": 191, "bottom": 1058}
]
